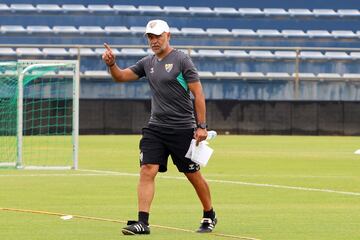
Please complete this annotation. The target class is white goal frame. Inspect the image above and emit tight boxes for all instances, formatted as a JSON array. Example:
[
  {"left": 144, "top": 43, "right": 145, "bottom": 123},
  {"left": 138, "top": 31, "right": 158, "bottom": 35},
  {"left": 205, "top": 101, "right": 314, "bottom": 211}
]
[{"left": 15, "top": 59, "right": 80, "bottom": 170}]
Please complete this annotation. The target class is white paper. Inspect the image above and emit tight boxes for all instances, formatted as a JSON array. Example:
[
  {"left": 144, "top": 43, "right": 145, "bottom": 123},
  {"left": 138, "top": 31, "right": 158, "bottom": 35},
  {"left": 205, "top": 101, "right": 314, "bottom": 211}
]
[
  {"left": 185, "top": 139, "right": 214, "bottom": 167},
  {"left": 60, "top": 215, "right": 73, "bottom": 220}
]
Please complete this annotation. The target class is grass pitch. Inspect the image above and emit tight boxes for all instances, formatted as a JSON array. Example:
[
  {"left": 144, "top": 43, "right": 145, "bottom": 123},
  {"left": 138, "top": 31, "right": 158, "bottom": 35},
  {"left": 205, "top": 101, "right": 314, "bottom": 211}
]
[{"left": 1, "top": 135, "right": 360, "bottom": 240}]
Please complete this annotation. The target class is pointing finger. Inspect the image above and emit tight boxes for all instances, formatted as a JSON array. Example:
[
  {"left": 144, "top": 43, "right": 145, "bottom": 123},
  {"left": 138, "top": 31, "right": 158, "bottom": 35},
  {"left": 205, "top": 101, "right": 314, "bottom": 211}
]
[{"left": 104, "top": 43, "right": 112, "bottom": 51}]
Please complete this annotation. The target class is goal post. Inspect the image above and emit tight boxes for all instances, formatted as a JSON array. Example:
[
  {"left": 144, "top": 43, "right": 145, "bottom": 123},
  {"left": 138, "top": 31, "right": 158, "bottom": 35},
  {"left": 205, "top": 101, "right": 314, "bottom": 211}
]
[
  {"left": 0, "top": 62, "right": 18, "bottom": 168},
  {"left": 0, "top": 60, "right": 80, "bottom": 170}
]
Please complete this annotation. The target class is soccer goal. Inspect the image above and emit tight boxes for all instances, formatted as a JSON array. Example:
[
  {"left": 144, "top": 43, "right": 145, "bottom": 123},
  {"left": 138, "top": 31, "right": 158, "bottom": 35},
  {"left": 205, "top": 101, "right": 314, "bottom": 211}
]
[{"left": 0, "top": 60, "right": 80, "bottom": 170}]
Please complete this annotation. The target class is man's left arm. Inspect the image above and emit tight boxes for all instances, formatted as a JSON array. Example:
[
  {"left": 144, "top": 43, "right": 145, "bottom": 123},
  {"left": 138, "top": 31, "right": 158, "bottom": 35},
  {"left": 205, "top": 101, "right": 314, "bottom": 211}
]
[{"left": 188, "top": 81, "right": 208, "bottom": 145}]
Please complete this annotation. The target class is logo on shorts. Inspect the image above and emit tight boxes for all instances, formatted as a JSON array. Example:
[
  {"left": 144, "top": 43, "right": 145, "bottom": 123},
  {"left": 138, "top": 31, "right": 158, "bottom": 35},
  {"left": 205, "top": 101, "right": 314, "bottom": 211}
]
[
  {"left": 139, "top": 151, "right": 143, "bottom": 162},
  {"left": 189, "top": 163, "right": 200, "bottom": 171},
  {"left": 165, "top": 63, "right": 173, "bottom": 73}
]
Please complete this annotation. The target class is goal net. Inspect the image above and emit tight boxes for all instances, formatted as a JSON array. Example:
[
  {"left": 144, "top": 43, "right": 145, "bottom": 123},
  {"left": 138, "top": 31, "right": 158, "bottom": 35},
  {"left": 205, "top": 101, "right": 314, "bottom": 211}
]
[{"left": 0, "top": 60, "right": 80, "bottom": 170}]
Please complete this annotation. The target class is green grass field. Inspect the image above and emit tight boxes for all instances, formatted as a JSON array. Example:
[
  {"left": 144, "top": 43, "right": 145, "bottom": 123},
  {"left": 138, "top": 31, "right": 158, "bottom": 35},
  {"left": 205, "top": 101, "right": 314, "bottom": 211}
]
[{"left": 1, "top": 135, "right": 360, "bottom": 240}]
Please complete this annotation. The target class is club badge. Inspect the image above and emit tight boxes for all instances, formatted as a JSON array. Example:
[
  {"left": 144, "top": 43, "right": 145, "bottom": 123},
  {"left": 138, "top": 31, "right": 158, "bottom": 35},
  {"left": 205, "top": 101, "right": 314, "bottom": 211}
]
[{"left": 165, "top": 63, "right": 173, "bottom": 73}]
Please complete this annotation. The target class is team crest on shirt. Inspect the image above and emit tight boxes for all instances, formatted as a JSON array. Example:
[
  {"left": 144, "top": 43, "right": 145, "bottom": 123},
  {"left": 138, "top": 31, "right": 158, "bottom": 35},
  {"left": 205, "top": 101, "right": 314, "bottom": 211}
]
[{"left": 165, "top": 63, "right": 173, "bottom": 72}]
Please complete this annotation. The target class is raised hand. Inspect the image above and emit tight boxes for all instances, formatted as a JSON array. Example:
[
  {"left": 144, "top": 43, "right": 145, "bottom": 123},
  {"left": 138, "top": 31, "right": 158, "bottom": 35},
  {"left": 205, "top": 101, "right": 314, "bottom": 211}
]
[{"left": 102, "top": 43, "right": 116, "bottom": 67}]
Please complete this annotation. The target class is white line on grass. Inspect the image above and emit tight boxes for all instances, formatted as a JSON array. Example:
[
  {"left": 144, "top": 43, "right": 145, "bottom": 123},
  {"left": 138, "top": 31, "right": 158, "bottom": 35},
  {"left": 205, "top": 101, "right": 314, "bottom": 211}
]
[
  {"left": 80, "top": 169, "right": 360, "bottom": 197},
  {"left": 1, "top": 169, "right": 359, "bottom": 197}
]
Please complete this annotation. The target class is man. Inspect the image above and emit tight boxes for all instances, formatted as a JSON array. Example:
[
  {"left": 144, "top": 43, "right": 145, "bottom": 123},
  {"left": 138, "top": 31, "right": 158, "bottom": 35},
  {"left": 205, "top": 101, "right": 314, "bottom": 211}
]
[{"left": 102, "top": 19, "right": 217, "bottom": 235}]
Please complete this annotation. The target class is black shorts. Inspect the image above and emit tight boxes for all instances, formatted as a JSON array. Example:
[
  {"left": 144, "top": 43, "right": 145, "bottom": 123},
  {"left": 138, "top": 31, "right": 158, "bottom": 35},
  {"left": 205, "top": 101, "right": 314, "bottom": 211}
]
[{"left": 139, "top": 125, "right": 200, "bottom": 173}]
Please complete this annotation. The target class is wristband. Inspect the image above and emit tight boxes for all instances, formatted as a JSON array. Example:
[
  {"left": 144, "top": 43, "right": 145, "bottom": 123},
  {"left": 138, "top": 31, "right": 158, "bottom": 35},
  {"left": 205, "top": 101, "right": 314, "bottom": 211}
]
[
  {"left": 108, "top": 62, "right": 116, "bottom": 68},
  {"left": 197, "top": 123, "right": 207, "bottom": 129}
]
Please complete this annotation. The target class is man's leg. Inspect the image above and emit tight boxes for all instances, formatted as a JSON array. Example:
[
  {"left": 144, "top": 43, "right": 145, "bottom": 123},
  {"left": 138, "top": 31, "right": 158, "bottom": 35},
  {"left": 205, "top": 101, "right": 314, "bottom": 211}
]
[
  {"left": 138, "top": 164, "right": 159, "bottom": 213},
  {"left": 184, "top": 170, "right": 212, "bottom": 211},
  {"left": 122, "top": 164, "right": 159, "bottom": 235},
  {"left": 184, "top": 170, "right": 217, "bottom": 233}
]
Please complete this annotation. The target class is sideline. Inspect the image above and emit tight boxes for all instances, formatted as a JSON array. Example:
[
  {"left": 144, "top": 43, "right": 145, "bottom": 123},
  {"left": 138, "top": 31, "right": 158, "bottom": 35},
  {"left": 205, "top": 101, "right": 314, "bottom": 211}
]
[
  {"left": 80, "top": 169, "right": 360, "bottom": 197},
  {"left": 0, "top": 207, "right": 260, "bottom": 240},
  {"left": 1, "top": 168, "right": 359, "bottom": 197}
]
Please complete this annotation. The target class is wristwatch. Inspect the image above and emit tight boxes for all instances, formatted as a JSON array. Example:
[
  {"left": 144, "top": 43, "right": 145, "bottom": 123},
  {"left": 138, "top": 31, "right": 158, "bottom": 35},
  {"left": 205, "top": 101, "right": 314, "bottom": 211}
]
[{"left": 197, "top": 123, "right": 208, "bottom": 129}]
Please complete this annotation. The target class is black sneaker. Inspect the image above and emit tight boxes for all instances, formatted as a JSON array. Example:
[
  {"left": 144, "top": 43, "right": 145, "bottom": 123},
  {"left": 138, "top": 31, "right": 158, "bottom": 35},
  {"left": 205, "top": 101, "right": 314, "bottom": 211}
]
[
  {"left": 122, "top": 220, "right": 150, "bottom": 235},
  {"left": 196, "top": 217, "right": 217, "bottom": 233}
]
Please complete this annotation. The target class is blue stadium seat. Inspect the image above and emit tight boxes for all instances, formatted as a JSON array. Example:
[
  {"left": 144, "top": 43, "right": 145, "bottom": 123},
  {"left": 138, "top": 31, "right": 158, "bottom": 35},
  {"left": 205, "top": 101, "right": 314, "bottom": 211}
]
[
  {"left": 223, "top": 50, "right": 249, "bottom": 58},
  {"left": 69, "top": 48, "right": 96, "bottom": 56},
  {"left": 188, "top": 7, "right": 214, "bottom": 16},
  {"left": 138, "top": 5, "right": 163, "bottom": 14},
  {"left": 0, "top": 4, "right": 10, "bottom": 12},
  {"left": 288, "top": 9, "right": 313, "bottom": 17},
  {"left": 16, "top": 48, "right": 43, "bottom": 56},
  {"left": 331, "top": 30, "right": 357, "bottom": 38},
  {"left": 94, "top": 48, "right": 120, "bottom": 56},
  {"left": 317, "top": 73, "right": 342, "bottom": 80},
  {"left": 104, "top": 26, "right": 130, "bottom": 35},
  {"left": 256, "top": 29, "right": 282, "bottom": 37},
  {"left": 1, "top": 25, "right": 26, "bottom": 33},
  {"left": 36, "top": 4, "right": 62, "bottom": 13},
  {"left": 263, "top": 8, "right": 289, "bottom": 17},
  {"left": 274, "top": 51, "right": 297, "bottom": 59},
  {"left": 300, "top": 51, "right": 325, "bottom": 59},
  {"left": 312, "top": 9, "right": 338, "bottom": 17},
  {"left": 266, "top": 72, "right": 291, "bottom": 80},
  {"left": 61, "top": 4, "right": 87, "bottom": 13},
  {"left": 163, "top": 6, "right": 187, "bottom": 15},
  {"left": 231, "top": 29, "right": 256, "bottom": 37},
  {"left": 281, "top": 29, "right": 307, "bottom": 38},
  {"left": 42, "top": 48, "right": 70, "bottom": 56},
  {"left": 213, "top": 7, "right": 238, "bottom": 16},
  {"left": 10, "top": 4, "right": 36, "bottom": 12},
  {"left": 120, "top": 48, "right": 147, "bottom": 57},
  {"left": 177, "top": 48, "right": 195, "bottom": 56},
  {"left": 184, "top": 49, "right": 200, "bottom": 57},
  {"left": 240, "top": 72, "right": 265, "bottom": 79},
  {"left": 169, "top": 27, "right": 181, "bottom": 35},
  {"left": 113, "top": 5, "right": 137, "bottom": 13},
  {"left": 0, "top": 47, "right": 16, "bottom": 56},
  {"left": 198, "top": 71, "right": 214, "bottom": 78},
  {"left": 84, "top": 70, "right": 110, "bottom": 78},
  {"left": 52, "top": 26, "right": 78, "bottom": 34},
  {"left": 197, "top": 49, "right": 223, "bottom": 58},
  {"left": 342, "top": 73, "right": 360, "bottom": 79},
  {"left": 129, "top": 26, "right": 146, "bottom": 35},
  {"left": 87, "top": 4, "right": 114, "bottom": 13},
  {"left": 78, "top": 26, "right": 104, "bottom": 34},
  {"left": 306, "top": 30, "right": 332, "bottom": 38},
  {"left": 337, "top": 9, "right": 360, "bottom": 17},
  {"left": 215, "top": 71, "right": 240, "bottom": 78},
  {"left": 249, "top": 50, "right": 274, "bottom": 59},
  {"left": 26, "top": 25, "right": 52, "bottom": 34},
  {"left": 206, "top": 28, "right": 232, "bottom": 36},
  {"left": 57, "top": 70, "right": 75, "bottom": 77},
  {"left": 291, "top": 72, "right": 316, "bottom": 79},
  {"left": 350, "top": 52, "right": 360, "bottom": 59},
  {"left": 238, "top": 8, "right": 263, "bottom": 16},
  {"left": 324, "top": 52, "right": 351, "bottom": 60},
  {"left": 181, "top": 27, "right": 207, "bottom": 36}
]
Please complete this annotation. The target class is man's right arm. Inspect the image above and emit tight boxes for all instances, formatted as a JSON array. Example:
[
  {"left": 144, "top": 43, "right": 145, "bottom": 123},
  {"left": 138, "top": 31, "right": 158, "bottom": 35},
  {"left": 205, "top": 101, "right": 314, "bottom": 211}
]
[
  {"left": 102, "top": 43, "right": 139, "bottom": 82},
  {"left": 107, "top": 64, "right": 139, "bottom": 82}
]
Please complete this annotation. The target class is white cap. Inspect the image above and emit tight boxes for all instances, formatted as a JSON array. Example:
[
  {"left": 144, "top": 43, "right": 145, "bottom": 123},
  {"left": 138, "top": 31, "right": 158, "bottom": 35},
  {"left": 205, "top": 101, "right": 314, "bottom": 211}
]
[{"left": 145, "top": 19, "right": 170, "bottom": 35}]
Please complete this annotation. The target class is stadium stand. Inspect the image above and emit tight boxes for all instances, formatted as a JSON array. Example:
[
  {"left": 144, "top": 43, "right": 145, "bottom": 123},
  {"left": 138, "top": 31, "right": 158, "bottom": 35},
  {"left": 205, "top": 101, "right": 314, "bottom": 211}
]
[{"left": 1, "top": 0, "right": 360, "bottom": 104}]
